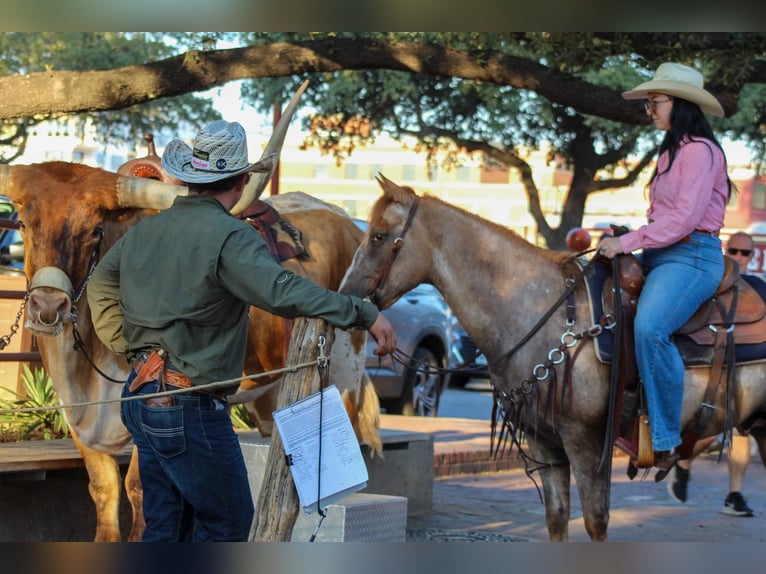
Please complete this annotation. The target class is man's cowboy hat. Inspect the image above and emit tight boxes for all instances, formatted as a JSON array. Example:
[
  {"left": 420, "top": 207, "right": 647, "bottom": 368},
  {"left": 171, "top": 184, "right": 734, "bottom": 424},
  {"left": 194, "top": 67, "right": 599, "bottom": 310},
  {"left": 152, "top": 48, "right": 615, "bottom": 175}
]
[
  {"left": 622, "top": 62, "right": 724, "bottom": 117},
  {"left": 161, "top": 120, "right": 272, "bottom": 184}
]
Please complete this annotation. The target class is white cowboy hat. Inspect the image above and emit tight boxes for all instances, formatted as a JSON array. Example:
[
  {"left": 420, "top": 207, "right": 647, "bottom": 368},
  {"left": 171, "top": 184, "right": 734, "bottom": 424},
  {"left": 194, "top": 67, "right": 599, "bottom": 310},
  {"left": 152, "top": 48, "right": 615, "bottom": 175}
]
[
  {"left": 622, "top": 62, "right": 724, "bottom": 117},
  {"left": 161, "top": 120, "right": 272, "bottom": 184}
]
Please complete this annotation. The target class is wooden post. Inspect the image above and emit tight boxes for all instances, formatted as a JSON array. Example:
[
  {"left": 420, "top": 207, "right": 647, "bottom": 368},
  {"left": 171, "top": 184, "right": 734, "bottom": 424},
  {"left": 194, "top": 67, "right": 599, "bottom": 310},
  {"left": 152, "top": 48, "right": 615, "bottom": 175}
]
[{"left": 250, "top": 317, "right": 334, "bottom": 542}]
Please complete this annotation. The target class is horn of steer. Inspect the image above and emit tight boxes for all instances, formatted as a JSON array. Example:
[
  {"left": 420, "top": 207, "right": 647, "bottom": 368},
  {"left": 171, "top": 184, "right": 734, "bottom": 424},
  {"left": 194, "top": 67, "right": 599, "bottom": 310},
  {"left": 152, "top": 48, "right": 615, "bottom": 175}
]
[
  {"left": 229, "top": 79, "right": 309, "bottom": 215},
  {"left": 0, "top": 80, "right": 307, "bottom": 213},
  {"left": 114, "top": 175, "right": 187, "bottom": 210},
  {"left": 0, "top": 165, "right": 11, "bottom": 193}
]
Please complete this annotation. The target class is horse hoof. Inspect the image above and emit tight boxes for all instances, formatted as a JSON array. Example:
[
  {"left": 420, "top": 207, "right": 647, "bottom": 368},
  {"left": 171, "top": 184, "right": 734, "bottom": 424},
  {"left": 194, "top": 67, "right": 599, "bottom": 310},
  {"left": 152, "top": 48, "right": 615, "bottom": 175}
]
[{"left": 626, "top": 461, "right": 638, "bottom": 480}]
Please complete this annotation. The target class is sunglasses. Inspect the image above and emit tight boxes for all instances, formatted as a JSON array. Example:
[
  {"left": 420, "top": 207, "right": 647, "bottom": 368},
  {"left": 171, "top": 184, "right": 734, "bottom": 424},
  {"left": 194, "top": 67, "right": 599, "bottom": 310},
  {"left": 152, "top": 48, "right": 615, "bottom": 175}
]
[
  {"left": 727, "top": 247, "right": 753, "bottom": 257},
  {"left": 643, "top": 98, "right": 673, "bottom": 114}
]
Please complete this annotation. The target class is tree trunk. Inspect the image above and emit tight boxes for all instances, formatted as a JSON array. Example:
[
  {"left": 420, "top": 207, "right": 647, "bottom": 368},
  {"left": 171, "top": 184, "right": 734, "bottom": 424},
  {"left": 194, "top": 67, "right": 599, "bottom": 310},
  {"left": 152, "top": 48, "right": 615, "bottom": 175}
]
[{"left": 250, "top": 317, "right": 334, "bottom": 542}]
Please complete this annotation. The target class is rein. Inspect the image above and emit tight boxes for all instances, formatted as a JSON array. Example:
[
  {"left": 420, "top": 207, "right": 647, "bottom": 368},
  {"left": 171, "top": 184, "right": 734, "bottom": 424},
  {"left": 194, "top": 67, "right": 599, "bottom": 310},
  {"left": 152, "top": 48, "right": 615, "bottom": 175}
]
[{"left": 64, "top": 227, "right": 127, "bottom": 383}]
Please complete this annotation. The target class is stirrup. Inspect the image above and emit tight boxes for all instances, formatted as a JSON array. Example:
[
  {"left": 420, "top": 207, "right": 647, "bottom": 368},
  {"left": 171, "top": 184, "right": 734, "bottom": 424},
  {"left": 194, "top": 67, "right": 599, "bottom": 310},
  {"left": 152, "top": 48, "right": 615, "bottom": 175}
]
[{"left": 616, "top": 414, "right": 654, "bottom": 470}]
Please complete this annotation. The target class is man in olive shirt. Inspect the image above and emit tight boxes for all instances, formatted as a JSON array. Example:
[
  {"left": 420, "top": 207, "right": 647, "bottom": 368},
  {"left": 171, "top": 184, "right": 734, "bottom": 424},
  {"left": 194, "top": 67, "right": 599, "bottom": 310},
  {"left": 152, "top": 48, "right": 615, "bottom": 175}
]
[{"left": 87, "top": 120, "right": 396, "bottom": 542}]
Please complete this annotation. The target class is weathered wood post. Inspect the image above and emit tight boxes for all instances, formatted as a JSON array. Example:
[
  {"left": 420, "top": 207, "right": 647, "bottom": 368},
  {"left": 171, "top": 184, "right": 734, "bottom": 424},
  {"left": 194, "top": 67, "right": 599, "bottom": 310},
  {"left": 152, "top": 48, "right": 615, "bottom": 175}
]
[{"left": 250, "top": 317, "right": 334, "bottom": 542}]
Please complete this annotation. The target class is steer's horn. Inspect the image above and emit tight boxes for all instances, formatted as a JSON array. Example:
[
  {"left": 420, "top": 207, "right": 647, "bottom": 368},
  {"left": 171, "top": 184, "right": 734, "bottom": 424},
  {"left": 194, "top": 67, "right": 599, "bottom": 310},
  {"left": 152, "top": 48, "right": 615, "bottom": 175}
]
[
  {"left": 0, "top": 165, "right": 11, "bottom": 196},
  {"left": 229, "top": 79, "right": 309, "bottom": 215},
  {"left": 115, "top": 176, "right": 188, "bottom": 210}
]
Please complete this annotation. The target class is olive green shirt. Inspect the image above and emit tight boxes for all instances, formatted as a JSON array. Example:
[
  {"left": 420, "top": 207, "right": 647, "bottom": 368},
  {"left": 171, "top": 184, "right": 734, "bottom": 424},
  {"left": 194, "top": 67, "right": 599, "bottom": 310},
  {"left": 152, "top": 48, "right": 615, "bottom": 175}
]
[{"left": 87, "top": 194, "right": 378, "bottom": 387}]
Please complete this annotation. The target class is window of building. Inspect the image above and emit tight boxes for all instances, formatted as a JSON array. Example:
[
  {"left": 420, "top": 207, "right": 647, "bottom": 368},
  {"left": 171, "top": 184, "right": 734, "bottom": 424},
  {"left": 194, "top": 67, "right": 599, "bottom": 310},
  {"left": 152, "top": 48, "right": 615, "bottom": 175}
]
[
  {"left": 314, "top": 164, "right": 328, "bottom": 179},
  {"left": 753, "top": 182, "right": 766, "bottom": 210},
  {"left": 369, "top": 164, "right": 383, "bottom": 179},
  {"left": 345, "top": 163, "right": 359, "bottom": 179},
  {"left": 427, "top": 163, "right": 439, "bottom": 182},
  {"left": 456, "top": 166, "right": 471, "bottom": 182},
  {"left": 402, "top": 165, "right": 416, "bottom": 181}
]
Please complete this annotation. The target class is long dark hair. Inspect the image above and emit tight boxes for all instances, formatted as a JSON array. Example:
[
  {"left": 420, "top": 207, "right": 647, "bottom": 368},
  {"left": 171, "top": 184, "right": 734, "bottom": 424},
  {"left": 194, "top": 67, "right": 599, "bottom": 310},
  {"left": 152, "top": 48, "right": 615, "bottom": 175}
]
[{"left": 649, "top": 97, "right": 735, "bottom": 200}]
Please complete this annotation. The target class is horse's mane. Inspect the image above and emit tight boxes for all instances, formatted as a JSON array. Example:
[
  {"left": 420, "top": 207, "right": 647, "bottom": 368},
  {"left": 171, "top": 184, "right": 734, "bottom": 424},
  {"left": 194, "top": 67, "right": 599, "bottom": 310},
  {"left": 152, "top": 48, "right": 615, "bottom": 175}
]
[{"left": 419, "top": 192, "right": 576, "bottom": 268}]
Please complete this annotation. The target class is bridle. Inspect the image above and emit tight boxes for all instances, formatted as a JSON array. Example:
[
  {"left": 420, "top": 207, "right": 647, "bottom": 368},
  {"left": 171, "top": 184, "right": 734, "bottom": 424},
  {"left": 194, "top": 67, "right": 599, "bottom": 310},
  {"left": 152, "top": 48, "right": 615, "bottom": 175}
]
[
  {"left": 365, "top": 197, "right": 420, "bottom": 307},
  {"left": 27, "top": 226, "right": 125, "bottom": 384}
]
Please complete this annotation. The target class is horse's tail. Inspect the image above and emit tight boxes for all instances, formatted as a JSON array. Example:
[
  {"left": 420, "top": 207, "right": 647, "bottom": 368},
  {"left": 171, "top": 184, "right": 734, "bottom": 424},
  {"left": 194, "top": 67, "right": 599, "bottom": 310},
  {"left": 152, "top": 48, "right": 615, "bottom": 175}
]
[{"left": 345, "top": 371, "right": 383, "bottom": 457}]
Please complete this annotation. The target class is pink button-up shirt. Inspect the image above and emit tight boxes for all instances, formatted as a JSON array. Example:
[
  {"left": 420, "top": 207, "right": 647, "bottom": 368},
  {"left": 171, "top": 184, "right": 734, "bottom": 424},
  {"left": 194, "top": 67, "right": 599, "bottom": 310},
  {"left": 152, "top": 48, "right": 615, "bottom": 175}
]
[{"left": 619, "top": 138, "right": 728, "bottom": 253}]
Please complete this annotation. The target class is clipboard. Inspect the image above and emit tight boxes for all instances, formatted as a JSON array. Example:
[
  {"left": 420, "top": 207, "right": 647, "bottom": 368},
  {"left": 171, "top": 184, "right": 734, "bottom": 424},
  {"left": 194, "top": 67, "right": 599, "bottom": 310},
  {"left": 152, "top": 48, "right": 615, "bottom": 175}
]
[{"left": 273, "top": 385, "right": 368, "bottom": 513}]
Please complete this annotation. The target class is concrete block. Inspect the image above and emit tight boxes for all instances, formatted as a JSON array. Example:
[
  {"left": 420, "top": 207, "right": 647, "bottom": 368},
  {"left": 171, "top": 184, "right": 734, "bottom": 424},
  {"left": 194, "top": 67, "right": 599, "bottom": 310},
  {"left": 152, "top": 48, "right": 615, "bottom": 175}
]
[{"left": 361, "top": 429, "right": 433, "bottom": 514}]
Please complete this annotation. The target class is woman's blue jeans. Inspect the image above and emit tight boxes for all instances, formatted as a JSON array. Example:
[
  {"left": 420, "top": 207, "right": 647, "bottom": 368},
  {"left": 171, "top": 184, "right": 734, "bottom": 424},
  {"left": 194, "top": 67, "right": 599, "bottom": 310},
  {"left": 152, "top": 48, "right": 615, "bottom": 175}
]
[
  {"left": 121, "top": 379, "right": 254, "bottom": 542},
  {"left": 634, "top": 232, "right": 724, "bottom": 452}
]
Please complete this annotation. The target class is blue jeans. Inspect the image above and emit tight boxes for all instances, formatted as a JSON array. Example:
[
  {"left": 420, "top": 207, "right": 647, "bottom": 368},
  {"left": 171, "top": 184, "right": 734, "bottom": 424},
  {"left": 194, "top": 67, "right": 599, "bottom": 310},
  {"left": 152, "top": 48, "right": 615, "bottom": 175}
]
[
  {"left": 634, "top": 232, "right": 724, "bottom": 452},
  {"left": 121, "top": 379, "right": 254, "bottom": 541}
]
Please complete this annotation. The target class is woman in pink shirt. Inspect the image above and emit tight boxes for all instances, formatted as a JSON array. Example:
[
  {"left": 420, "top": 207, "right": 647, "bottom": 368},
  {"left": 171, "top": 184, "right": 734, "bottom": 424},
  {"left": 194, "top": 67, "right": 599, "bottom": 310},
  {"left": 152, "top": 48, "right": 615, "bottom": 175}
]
[{"left": 598, "top": 62, "right": 734, "bottom": 475}]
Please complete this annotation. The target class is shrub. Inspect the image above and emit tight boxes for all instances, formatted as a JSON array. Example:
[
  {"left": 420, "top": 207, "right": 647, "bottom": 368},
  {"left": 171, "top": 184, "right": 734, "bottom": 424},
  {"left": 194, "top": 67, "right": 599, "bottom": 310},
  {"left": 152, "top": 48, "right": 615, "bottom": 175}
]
[{"left": 0, "top": 365, "right": 69, "bottom": 441}]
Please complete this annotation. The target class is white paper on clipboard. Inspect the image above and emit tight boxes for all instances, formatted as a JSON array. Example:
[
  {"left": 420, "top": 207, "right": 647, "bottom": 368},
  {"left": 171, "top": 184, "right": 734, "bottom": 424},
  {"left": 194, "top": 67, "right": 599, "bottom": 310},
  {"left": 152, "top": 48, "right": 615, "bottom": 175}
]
[{"left": 273, "top": 385, "right": 368, "bottom": 513}]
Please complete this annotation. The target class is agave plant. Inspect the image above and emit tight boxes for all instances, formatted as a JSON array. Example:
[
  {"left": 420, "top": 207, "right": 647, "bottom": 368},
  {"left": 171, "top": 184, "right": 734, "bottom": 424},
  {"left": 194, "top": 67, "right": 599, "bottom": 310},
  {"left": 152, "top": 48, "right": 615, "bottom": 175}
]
[
  {"left": 229, "top": 403, "right": 255, "bottom": 431},
  {"left": 0, "top": 365, "right": 69, "bottom": 440}
]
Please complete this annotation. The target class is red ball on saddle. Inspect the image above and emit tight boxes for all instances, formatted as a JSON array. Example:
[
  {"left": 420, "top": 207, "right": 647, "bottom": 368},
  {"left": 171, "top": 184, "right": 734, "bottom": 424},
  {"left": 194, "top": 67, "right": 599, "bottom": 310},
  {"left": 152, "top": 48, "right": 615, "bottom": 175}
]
[{"left": 566, "top": 228, "right": 592, "bottom": 252}]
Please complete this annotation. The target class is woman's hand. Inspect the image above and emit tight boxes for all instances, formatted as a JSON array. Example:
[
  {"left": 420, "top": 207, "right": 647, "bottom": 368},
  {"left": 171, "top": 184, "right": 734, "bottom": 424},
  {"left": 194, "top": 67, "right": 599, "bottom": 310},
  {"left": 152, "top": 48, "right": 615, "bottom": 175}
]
[{"left": 597, "top": 237, "right": 624, "bottom": 259}]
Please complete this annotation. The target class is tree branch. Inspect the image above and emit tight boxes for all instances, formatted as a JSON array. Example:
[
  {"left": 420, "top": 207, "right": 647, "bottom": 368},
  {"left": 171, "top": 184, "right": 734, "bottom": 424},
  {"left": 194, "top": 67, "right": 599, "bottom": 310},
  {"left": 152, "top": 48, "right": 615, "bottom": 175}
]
[{"left": 0, "top": 38, "right": 669, "bottom": 122}]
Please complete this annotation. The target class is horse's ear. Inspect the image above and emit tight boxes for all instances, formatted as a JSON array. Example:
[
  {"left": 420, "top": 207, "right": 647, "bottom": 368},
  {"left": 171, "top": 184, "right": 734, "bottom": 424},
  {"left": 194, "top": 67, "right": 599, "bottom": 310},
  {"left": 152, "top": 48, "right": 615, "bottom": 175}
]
[{"left": 375, "top": 173, "right": 415, "bottom": 205}]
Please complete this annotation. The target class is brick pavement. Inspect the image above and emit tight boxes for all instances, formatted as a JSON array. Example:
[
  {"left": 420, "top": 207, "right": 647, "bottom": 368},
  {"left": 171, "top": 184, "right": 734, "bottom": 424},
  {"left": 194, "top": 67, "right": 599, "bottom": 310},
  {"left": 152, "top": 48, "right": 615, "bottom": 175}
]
[{"left": 380, "top": 415, "right": 766, "bottom": 542}]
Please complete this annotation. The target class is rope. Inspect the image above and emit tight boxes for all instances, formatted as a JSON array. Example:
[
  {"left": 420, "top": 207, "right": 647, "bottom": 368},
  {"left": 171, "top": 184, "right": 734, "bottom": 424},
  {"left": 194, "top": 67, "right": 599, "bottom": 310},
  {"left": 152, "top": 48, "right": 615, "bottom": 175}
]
[
  {"left": 0, "top": 360, "right": 317, "bottom": 416},
  {"left": 310, "top": 334, "right": 330, "bottom": 541}
]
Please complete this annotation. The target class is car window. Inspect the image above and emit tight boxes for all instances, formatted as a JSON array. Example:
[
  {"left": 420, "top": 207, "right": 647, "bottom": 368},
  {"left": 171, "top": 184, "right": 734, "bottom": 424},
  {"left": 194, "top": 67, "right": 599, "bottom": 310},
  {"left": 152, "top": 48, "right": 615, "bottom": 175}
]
[{"left": 0, "top": 197, "right": 24, "bottom": 273}]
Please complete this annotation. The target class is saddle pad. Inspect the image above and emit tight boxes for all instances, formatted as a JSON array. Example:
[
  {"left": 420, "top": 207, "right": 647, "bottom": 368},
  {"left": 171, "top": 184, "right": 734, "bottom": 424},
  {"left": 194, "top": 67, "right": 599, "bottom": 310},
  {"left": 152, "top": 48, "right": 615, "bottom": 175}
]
[
  {"left": 583, "top": 258, "right": 766, "bottom": 367},
  {"left": 582, "top": 257, "right": 614, "bottom": 363}
]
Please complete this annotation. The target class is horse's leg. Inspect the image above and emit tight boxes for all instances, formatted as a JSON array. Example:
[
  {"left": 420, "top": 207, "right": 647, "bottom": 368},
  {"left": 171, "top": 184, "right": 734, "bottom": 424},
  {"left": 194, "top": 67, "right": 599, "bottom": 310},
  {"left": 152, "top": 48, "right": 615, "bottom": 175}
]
[
  {"left": 566, "top": 430, "right": 610, "bottom": 541},
  {"left": 70, "top": 429, "right": 122, "bottom": 542},
  {"left": 746, "top": 419, "right": 766, "bottom": 468},
  {"left": 124, "top": 445, "right": 145, "bottom": 541},
  {"left": 527, "top": 436, "right": 572, "bottom": 541}
]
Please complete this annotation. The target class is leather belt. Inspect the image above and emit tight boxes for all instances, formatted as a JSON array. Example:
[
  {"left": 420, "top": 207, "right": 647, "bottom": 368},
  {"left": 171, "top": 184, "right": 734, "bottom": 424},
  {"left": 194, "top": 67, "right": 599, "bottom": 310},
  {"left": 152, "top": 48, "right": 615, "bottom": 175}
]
[
  {"left": 128, "top": 350, "right": 227, "bottom": 400},
  {"left": 680, "top": 229, "right": 720, "bottom": 243}
]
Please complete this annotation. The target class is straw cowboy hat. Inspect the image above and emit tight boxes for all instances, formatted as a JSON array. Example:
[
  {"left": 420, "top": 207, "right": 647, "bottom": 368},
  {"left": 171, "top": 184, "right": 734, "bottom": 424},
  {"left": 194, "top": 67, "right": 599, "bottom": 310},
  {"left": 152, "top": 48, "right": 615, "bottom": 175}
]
[
  {"left": 161, "top": 120, "right": 272, "bottom": 184},
  {"left": 622, "top": 62, "right": 724, "bottom": 117}
]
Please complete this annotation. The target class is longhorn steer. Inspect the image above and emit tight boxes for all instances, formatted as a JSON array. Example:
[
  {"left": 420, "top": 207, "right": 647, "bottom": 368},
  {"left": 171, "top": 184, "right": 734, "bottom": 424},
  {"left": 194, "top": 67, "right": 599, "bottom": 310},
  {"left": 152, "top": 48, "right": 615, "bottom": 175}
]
[{"left": 0, "top": 160, "right": 379, "bottom": 541}]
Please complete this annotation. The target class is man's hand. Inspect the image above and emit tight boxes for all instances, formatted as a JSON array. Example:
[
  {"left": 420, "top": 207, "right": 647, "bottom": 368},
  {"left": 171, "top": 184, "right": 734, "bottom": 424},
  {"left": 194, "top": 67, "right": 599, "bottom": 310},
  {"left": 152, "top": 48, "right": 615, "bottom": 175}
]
[{"left": 368, "top": 313, "right": 397, "bottom": 356}]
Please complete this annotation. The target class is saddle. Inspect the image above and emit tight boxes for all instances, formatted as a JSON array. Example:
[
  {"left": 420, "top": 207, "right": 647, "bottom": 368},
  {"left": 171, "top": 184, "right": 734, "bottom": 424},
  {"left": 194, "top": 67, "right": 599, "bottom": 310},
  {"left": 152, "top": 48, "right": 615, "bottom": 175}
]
[
  {"left": 600, "top": 253, "right": 766, "bottom": 472},
  {"left": 238, "top": 199, "right": 309, "bottom": 263},
  {"left": 603, "top": 255, "right": 766, "bottom": 349},
  {"left": 237, "top": 199, "right": 309, "bottom": 362}
]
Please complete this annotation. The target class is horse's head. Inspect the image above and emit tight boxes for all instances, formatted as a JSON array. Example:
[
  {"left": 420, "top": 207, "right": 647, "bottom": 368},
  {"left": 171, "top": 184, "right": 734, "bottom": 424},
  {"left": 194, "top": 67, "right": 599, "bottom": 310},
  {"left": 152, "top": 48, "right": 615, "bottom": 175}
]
[{"left": 340, "top": 174, "right": 432, "bottom": 309}]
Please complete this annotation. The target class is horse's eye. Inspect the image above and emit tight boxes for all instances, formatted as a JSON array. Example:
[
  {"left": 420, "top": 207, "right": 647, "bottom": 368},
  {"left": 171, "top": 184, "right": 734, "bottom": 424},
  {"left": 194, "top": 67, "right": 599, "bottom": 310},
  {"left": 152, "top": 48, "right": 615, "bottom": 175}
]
[{"left": 371, "top": 232, "right": 386, "bottom": 243}]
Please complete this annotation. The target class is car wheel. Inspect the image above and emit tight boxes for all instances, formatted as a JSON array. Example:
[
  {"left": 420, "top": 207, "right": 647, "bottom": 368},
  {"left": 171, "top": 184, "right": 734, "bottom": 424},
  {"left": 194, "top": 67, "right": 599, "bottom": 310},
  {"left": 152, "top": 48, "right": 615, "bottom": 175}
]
[{"left": 397, "top": 347, "right": 442, "bottom": 417}]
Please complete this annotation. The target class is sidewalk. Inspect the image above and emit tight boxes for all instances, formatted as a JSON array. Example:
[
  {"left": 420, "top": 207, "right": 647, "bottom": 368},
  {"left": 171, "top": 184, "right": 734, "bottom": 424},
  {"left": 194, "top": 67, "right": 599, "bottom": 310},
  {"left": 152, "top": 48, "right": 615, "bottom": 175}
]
[{"left": 380, "top": 415, "right": 766, "bottom": 542}]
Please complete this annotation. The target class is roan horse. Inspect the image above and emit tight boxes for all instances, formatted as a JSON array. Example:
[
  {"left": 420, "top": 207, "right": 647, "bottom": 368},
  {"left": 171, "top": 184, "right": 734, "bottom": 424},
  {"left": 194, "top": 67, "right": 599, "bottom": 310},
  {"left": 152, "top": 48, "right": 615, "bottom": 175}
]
[
  {"left": 0, "top": 91, "right": 379, "bottom": 541},
  {"left": 340, "top": 174, "right": 766, "bottom": 542}
]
